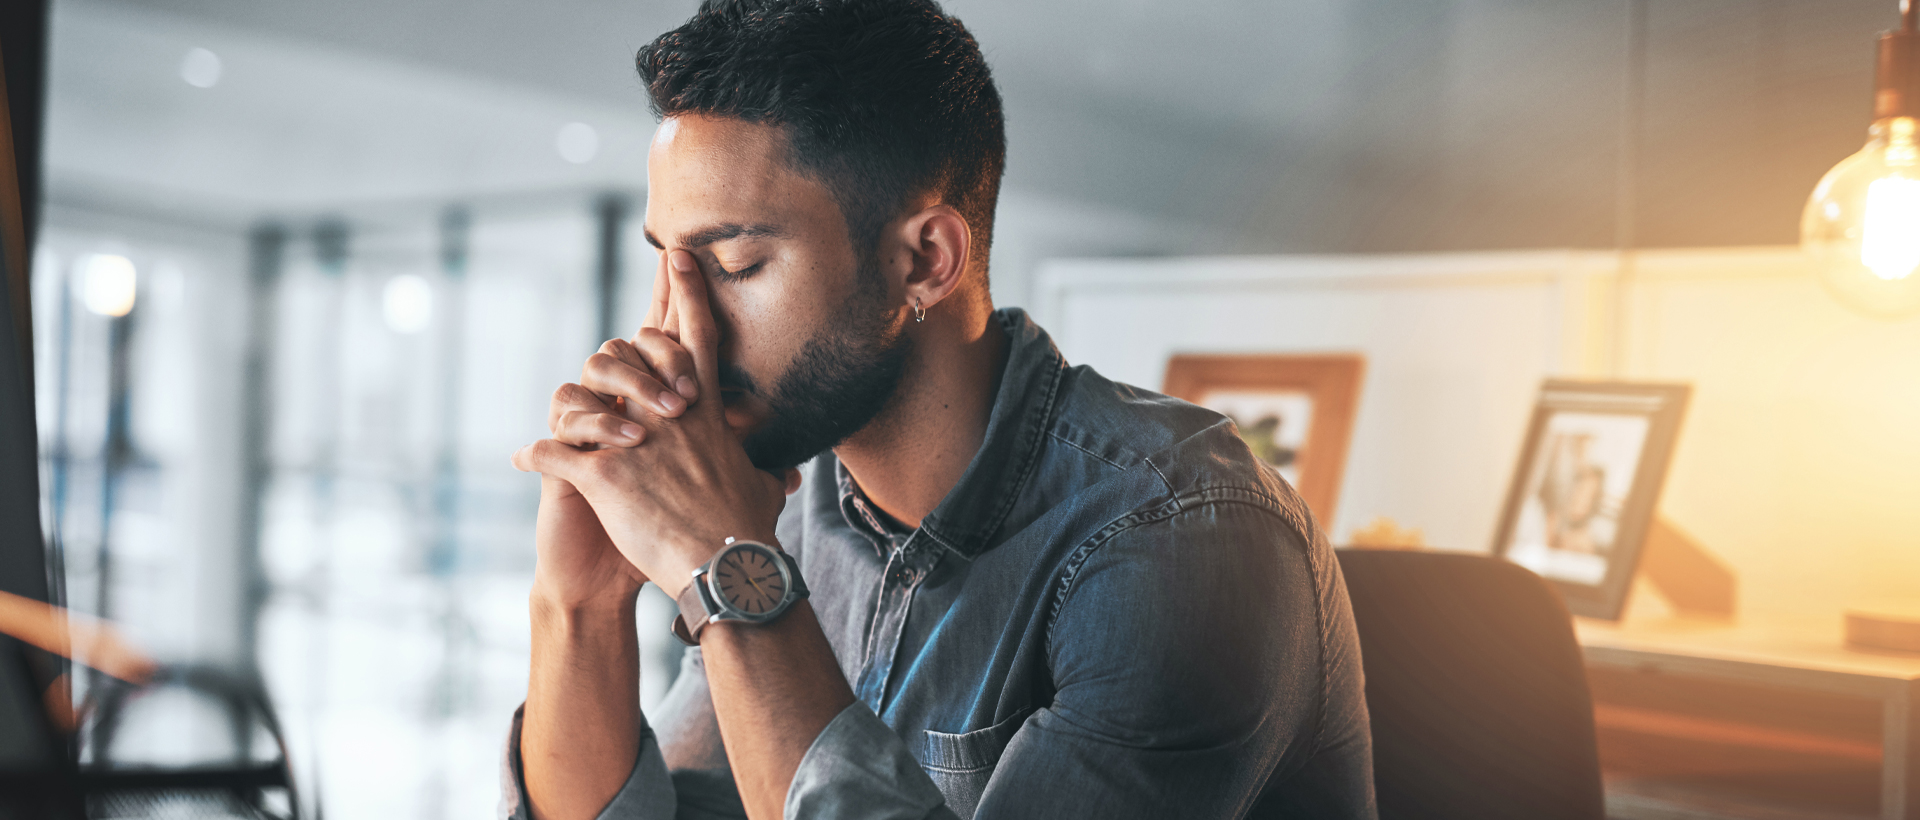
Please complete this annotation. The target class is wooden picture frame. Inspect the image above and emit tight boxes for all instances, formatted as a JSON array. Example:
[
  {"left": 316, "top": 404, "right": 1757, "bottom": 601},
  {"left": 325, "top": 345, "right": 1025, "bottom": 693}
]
[
  {"left": 1162, "top": 354, "right": 1365, "bottom": 526},
  {"left": 1490, "top": 380, "right": 1691, "bottom": 621}
]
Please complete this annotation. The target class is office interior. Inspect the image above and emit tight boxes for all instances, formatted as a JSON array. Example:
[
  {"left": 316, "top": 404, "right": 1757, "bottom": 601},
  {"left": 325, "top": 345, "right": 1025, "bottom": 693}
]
[{"left": 2, "top": 0, "right": 1919, "bottom": 818}]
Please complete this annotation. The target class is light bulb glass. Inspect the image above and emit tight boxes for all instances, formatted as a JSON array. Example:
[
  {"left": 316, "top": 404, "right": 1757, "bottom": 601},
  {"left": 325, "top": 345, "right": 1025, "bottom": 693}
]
[{"left": 1802, "top": 116, "right": 1920, "bottom": 319}]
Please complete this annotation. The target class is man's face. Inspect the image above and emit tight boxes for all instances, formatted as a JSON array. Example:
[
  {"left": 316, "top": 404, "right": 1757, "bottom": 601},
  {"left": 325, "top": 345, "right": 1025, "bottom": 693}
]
[{"left": 644, "top": 114, "right": 910, "bottom": 470}]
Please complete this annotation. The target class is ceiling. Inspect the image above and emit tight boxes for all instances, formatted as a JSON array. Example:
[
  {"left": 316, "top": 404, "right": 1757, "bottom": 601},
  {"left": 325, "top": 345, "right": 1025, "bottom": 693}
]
[{"left": 45, "top": 0, "right": 1904, "bottom": 252}]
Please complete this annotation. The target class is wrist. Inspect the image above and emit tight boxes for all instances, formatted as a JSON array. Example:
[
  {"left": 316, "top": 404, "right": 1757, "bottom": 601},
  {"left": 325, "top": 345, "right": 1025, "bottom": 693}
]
[
  {"left": 659, "top": 532, "right": 781, "bottom": 601},
  {"left": 529, "top": 576, "right": 641, "bottom": 622}
]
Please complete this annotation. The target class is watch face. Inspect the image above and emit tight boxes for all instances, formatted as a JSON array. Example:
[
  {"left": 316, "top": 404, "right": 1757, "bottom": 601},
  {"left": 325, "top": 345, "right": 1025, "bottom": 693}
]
[{"left": 711, "top": 545, "right": 787, "bottom": 617}]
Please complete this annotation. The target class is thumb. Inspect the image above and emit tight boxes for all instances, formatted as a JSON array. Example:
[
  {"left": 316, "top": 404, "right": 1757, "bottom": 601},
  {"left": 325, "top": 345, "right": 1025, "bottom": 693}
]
[{"left": 756, "top": 468, "right": 792, "bottom": 502}]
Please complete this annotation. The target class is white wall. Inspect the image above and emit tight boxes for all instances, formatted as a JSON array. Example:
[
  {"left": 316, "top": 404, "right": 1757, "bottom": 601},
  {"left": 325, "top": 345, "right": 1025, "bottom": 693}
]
[{"left": 1038, "top": 248, "right": 1920, "bottom": 631}]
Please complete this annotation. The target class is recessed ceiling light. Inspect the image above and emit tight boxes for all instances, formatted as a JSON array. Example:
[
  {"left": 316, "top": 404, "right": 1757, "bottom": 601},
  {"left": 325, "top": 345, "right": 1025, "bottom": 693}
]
[
  {"left": 80, "top": 254, "right": 137, "bottom": 317},
  {"left": 557, "top": 122, "right": 599, "bottom": 164},
  {"left": 383, "top": 274, "right": 434, "bottom": 334},
  {"left": 180, "top": 47, "right": 222, "bottom": 89}
]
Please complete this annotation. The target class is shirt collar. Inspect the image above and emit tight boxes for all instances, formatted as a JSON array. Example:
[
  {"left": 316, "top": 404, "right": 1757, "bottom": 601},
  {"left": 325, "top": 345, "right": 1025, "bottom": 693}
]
[{"left": 831, "top": 307, "right": 1065, "bottom": 560}]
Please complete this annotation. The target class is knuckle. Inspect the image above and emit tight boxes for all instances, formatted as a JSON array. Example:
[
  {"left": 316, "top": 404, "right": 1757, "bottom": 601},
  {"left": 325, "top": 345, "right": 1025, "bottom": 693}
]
[{"left": 555, "top": 382, "right": 593, "bottom": 404}]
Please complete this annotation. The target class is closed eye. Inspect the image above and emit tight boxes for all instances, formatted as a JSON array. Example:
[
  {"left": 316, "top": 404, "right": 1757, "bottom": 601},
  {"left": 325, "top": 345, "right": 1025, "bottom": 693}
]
[{"left": 710, "top": 261, "right": 764, "bottom": 283}]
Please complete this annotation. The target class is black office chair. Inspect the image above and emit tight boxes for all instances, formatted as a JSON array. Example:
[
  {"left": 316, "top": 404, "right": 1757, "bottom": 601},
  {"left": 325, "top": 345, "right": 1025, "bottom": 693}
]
[
  {"left": 78, "top": 665, "right": 300, "bottom": 820},
  {"left": 1337, "top": 549, "right": 1604, "bottom": 820}
]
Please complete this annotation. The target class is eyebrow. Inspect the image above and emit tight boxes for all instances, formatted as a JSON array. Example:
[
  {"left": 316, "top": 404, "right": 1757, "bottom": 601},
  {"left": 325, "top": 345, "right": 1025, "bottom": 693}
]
[{"left": 642, "top": 223, "right": 787, "bottom": 251}]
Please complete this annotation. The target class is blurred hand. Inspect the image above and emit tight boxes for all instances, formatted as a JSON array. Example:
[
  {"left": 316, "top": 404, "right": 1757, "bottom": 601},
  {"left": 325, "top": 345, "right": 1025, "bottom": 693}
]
[{"left": 0, "top": 590, "right": 157, "bottom": 685}]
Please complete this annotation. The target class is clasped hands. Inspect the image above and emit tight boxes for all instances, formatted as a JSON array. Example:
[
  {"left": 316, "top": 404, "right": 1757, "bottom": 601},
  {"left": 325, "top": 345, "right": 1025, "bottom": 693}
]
[{"left": 513, "top": 249, "right": 800, "bottom": 606}]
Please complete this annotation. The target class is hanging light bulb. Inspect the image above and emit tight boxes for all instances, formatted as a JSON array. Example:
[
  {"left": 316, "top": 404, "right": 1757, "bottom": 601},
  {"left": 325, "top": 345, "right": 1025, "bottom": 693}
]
[{"left": 1803, "top": 0, "right": 1920, "bottom": 319}]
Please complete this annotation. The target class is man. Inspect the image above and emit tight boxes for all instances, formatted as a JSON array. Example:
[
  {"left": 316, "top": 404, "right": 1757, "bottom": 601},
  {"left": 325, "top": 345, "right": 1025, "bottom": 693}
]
[{"left": 502, "top": 1, "right": 1374, "bottom": 818}]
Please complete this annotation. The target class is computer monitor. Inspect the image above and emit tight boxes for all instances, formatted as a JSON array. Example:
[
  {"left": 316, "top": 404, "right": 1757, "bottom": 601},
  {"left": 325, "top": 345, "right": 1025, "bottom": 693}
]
[{"left": 0, "top": 3, "right": 83, "bottom": 816}]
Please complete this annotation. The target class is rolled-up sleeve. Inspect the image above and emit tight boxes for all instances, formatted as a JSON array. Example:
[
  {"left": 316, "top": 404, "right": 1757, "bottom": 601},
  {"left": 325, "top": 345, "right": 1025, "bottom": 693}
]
[
  {"left": 785, "top": 702, "right": 960, "bottom": 820},
  {"left": 498, "top": 705, "right": 679, "bottom": 820}
]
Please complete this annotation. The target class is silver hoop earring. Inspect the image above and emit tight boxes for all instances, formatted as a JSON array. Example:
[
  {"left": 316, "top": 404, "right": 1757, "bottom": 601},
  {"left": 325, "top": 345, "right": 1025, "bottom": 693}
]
[{"left": 912, "top": 298, "right": 926, "bottom": 323}]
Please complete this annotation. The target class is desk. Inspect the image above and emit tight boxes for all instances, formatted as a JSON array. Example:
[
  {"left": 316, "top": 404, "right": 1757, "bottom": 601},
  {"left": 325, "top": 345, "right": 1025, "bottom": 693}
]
[{"left": 1578, "top": 619, "right": 1920, "bottom": 820}]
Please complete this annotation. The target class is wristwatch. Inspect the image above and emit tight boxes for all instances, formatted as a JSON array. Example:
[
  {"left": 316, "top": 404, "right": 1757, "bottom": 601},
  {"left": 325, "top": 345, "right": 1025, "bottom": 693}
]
[{"left": 671, "top": 538, "right": 809, "bottom": 646}]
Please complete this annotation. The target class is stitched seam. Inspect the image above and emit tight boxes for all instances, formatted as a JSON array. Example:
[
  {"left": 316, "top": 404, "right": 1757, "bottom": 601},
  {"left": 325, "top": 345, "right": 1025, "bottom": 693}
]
[
  {"left": 1044, "top": 489, "right": 1307, "bottom": 663},
  {"left": 1047, "top": 429, "right": 1124, "bottom": 469},
  {"left": 922, "top": 763, "right": 995, "bottom": 775},
  {"left": 1305, "top": 524, "right": 1333, "bottom": 758},
  {"left": 1143, "top": 458, "right": 1180, "bottom": 513}
]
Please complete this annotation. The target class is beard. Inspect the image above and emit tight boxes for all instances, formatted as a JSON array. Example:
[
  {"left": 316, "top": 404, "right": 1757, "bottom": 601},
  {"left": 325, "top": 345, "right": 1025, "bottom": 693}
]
[{"left": 733, "top": 261, "right": 911, "bottom": 472}]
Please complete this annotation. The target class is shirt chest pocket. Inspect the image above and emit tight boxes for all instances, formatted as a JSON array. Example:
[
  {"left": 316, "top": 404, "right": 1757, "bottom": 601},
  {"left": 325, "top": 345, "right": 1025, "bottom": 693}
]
[{"left": 920, "top": 708, "right": 1032, "bottom": 820}]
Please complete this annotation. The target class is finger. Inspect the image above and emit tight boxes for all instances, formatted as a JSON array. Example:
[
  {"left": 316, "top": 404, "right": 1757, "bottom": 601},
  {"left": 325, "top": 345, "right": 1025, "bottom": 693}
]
[
  {"left": 633, "top": 327, "right": 699, "bottom": 401},
  {"left": 661, "top": 268, "right": 681, "bottom": 342},
  {"left": 548, "top": 382, "right": 615, "bottom": 434},
  {"left": 583, "top": 346, "right": 688, "bottom": 417},
  {"left": 512, "top": 439, "right": 595, "bottom": 485},
  {"left": 643, "top": 246, "right": 672, "bottom": 331},
  {"left": 554, "top": 409, "right": 647, "bottom": 448},
  {"left": 668, "top": 249, "right": 723, "bottom": 416}
]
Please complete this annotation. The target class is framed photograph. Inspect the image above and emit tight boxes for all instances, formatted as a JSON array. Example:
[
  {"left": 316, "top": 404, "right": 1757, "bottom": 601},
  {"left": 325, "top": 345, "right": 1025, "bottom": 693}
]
[
  {"left": 1162, "top": 354, "right": 1365, "bottom": 526},
  {"left": 1491, "top": 380, "right": 1691, "bottom": 620}
]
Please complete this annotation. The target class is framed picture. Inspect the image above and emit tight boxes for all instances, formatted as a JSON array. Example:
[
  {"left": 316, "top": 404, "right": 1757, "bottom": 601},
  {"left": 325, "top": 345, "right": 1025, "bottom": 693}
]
[
  {"left": 1491, "top": 380, "right": 1691, "bottom": 620},
  {"left": 1162, "top": 354, "right": 1365, "bottom": 526}
]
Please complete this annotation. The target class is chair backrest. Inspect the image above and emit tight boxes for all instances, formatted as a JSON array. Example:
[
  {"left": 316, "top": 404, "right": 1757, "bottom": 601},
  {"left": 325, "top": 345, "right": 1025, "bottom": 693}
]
[
  {"left": 1337, "top": 549, "right": 1604, "bottom": 820},
  {"left": 81, "top": 665, "right": 300, "bottom": 820}
]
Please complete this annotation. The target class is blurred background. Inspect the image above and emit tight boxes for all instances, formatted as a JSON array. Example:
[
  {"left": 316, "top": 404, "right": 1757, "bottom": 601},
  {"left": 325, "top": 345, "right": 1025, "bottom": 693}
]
[{"left": 25, "top": 0, "right": 1920, "bottom": 817}]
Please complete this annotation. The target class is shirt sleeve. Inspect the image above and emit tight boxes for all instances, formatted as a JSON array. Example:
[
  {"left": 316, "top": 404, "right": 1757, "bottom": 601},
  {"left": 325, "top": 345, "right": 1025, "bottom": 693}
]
[
  {"left": 780, "top": 499, "right": 1372, "bottom": 819},
  {"left": 497, "top": 705, "right": 676, "bottom": 820},
  {"left": 784, "top": 703, "right": 961, "bottom": 820}
]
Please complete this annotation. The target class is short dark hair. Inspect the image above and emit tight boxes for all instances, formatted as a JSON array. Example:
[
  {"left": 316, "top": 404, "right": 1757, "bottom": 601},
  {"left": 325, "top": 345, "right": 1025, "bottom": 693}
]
[{"left": 637, "top": 0, "right": 1006, "bottom": 274}]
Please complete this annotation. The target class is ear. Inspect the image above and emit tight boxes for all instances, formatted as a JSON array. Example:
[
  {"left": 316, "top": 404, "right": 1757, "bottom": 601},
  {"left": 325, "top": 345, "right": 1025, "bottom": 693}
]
[{"left": 889, "top": 203, "right": 972, "bottom": 316}]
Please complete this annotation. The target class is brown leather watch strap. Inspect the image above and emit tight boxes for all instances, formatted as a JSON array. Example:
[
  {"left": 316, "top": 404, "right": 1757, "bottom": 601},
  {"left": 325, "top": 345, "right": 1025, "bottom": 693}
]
[{"left": 672, "top": 578, "right": 711, "bottom": 646}]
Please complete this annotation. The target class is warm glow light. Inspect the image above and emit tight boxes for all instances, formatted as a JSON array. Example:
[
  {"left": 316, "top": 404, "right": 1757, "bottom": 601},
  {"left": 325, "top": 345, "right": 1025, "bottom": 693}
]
[
  {"left": 80, "top": 254, "right": 137, "bottom": 317},
  {"left": 382, "top": 275, "right": 433, "bottom": 334},
  {"left": 1862, "top": 176, "right": 1920, "bottom": 280},
  {"left": 1802, "top": 116, "right": 1920, "bottom": 318}
]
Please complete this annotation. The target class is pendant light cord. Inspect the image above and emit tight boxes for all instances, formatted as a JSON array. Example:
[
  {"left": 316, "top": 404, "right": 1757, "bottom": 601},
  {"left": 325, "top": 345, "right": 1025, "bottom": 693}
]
[{"left": 1611, "top": 0, "right": 1648, "bottom": 377}]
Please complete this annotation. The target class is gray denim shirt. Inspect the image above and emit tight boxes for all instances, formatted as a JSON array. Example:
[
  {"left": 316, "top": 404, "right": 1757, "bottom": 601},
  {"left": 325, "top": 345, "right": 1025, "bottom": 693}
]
[{"left": 501, "top": 308, "right": 1375, "bottom": 820}]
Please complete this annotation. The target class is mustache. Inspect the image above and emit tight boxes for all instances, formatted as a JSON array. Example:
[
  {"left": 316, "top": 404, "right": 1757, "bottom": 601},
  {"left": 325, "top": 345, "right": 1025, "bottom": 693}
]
[{"left": 717, "top": 360, "right": 760, "bottom": 396}]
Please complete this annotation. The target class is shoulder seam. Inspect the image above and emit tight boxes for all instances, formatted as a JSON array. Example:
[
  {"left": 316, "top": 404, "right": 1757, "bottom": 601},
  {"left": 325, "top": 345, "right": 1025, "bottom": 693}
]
[
  {"left": 1043, "top": 488, "right": 1307, "bottom": 665},
  {"left": 1046, "top": 429, "right": 1125, "bottom": 470}
]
